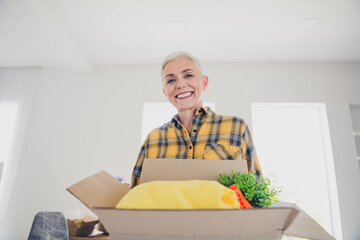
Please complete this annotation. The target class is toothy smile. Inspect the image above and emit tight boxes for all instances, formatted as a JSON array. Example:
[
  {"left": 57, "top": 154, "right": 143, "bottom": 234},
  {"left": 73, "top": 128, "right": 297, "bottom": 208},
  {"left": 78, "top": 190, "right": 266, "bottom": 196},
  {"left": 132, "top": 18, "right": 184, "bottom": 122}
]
[{"left": 176, "top": 91, "right": 193, "bottom": 99}]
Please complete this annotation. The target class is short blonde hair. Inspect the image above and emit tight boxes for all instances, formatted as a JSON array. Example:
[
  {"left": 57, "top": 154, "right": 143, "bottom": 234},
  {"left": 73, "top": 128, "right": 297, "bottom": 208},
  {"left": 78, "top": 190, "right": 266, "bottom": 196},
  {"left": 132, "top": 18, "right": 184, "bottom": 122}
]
[{"left": 161, "top": 51, "right": 204, "bottom": 77}]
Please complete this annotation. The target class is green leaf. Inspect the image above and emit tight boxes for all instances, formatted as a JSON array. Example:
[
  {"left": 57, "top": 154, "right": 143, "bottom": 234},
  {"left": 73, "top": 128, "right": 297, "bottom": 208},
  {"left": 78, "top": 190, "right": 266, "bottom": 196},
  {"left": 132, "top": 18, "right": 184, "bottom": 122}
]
[{"left": 217, "top": 171, "right": 280, "bottom": 208}]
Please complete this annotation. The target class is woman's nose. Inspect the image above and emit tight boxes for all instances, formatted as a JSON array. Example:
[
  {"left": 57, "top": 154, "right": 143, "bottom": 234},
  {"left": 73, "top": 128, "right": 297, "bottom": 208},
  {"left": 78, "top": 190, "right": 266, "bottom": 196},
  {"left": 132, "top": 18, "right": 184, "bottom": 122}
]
[
  {"left": 176, "top": 78, "right": 186, "bottom": 89},
  {"left": 176, "top": 84, "right": 184, "bottom": 89}
]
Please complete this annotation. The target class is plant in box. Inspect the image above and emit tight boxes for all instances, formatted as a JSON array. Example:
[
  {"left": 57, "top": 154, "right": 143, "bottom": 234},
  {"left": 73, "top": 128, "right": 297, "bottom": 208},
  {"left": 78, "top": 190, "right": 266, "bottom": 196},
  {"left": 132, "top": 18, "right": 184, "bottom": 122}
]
[{"left": 217, "top": 171, "right": 279, "bottom": 208}]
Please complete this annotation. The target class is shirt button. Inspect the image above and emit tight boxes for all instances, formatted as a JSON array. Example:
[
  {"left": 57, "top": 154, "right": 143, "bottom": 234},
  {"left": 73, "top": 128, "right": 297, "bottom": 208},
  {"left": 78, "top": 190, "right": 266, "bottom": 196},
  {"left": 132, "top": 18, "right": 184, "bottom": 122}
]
[
  {"left": 189, "top": 146, "right": 192, "bottom": 149},
  {"left": 193, "top": 129, "right": 197, "bottom": 132}
]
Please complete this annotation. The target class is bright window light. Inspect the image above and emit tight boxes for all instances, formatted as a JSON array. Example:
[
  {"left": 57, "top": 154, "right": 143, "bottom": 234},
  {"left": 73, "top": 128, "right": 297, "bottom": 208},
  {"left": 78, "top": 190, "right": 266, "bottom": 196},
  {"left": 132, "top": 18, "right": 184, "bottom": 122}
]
[
  {"left": 0, "top": 103, "right": 18, "bottom": 163},
  {"left": 0, "top": 103, "right": 18, "bottom": 183},
  {"left": 252, "top": 103, "right": 342, "bottom": 240}
]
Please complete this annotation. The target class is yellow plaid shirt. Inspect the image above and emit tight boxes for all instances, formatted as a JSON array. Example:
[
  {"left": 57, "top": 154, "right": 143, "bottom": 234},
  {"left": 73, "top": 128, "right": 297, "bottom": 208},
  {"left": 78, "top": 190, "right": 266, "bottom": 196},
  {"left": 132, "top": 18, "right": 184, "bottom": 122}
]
[{"left": 131, "top": 106, "right": 262, "bottom": 187}]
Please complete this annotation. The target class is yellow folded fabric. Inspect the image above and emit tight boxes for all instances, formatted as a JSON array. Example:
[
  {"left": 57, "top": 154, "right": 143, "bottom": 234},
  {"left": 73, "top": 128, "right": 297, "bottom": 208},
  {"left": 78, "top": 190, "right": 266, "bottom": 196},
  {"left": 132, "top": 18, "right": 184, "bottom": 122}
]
[{"left": 116, "top": 180, "right": 239, "bottom": 209}]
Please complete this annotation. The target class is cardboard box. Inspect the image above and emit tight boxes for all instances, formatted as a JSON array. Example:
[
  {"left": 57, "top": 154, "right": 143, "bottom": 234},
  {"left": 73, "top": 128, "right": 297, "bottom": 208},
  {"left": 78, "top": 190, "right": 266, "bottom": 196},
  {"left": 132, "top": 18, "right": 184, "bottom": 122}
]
[
  {"left": 67, "top": 159, "right": 335, "bottom": 240},
  {"left": 67, "top": 215, "right": 99, "bottom": 237}
]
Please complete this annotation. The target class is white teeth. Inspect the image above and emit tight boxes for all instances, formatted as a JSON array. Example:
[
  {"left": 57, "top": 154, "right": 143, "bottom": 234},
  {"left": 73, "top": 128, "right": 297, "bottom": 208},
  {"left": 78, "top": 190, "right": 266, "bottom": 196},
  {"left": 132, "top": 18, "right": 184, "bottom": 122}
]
[{"left": 177, "top": 92, "right": 192, "bottom": 98}]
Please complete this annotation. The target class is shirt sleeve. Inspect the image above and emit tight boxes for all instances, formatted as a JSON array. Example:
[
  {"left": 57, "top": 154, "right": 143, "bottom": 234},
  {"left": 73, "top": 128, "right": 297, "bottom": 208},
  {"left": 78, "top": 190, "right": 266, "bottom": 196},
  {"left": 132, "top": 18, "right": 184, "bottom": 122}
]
[
  {"left": 242, "top": 124, "right": 263, "bottom": 177},
  {"left": 131, "top": 138, "right": 148, "bottom": 188}
]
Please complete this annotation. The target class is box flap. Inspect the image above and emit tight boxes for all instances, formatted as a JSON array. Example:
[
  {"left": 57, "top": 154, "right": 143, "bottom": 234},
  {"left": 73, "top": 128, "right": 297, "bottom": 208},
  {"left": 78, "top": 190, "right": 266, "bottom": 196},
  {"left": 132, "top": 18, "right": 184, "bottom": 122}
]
[
  {"left": 67, "top": 171, "right": 129, "bottom": 210},
  {"left": 140, "top": 158, "right": 248, "bottom": 184},
  {"left": 273, "top": 202, "right": 335, "bottom": 240},
  {"left": 93, "top": 207, "right": 298, "bottom": 240}
]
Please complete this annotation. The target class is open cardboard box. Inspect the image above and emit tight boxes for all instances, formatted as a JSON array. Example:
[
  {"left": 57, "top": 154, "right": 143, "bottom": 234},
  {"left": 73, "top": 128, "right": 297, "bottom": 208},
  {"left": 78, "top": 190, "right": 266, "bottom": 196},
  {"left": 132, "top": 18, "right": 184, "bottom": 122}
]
[{"left": 67, "top": 159, "right": 335, "bottom": 240}]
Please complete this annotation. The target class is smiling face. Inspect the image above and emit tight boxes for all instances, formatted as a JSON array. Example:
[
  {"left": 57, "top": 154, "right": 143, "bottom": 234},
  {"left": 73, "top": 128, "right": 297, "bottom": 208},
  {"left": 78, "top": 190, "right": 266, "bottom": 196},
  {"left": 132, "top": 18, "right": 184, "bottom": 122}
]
[{"left": 162, "top": 57, "right": 208, "bottom": 112}]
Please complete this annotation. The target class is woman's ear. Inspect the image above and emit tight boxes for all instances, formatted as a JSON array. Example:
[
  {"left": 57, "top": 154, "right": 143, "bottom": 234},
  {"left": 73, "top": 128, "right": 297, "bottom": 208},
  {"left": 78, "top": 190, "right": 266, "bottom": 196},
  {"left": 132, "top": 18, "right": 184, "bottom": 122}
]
[{"left": 202, "top": 76, "right": 209, "bottom": 91}]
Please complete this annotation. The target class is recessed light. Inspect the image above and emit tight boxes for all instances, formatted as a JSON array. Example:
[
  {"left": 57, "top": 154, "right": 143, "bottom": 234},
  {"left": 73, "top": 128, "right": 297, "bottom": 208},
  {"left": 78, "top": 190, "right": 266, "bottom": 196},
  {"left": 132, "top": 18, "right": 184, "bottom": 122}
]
[{"left": 298, "top": 18, "right": 321, "bottom": 31}]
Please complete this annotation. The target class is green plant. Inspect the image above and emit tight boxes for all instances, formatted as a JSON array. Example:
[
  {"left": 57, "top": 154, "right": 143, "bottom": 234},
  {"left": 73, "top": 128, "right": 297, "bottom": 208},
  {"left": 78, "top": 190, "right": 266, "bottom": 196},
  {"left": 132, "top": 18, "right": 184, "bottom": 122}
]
[{"left": 217, "top": 171, "right": 279, "bottom": 208}]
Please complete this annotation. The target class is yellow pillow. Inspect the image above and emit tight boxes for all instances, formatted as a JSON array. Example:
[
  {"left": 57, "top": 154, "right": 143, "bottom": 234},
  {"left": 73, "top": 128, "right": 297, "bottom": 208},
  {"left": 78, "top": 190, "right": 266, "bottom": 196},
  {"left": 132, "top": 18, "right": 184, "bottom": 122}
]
[{"left": 116, "top": 180, "right": 239, "bottom": 209}]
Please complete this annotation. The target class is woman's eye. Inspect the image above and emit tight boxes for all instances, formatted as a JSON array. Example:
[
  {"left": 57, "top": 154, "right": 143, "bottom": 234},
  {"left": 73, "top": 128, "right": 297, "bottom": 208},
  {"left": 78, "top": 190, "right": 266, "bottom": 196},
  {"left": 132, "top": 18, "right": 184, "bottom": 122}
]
[
  {"left": 167, "top": 79, "right": 175, "bottom": 84},
  {"left": 185, "top": 74, "right": 193, "bottom": 78}
]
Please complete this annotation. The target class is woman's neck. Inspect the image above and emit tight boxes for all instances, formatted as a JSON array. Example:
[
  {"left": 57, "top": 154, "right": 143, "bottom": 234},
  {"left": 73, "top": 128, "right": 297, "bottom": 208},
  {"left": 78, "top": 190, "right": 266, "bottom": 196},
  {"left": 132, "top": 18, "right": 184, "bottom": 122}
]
[{"left": 178, "top": 107, "right": 201, "bottom": 134}]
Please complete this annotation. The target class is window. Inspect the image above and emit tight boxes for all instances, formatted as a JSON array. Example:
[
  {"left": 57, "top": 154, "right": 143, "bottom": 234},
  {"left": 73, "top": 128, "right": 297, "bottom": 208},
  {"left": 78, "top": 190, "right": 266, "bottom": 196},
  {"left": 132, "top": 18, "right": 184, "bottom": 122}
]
[
  {"left": 141, "top": 103, "right": 215, "bottom": 144},
  {"left": 252, "top": 103, "right": 342, "bottom": 240},
  {"left": 0, "top": 103, "right": 18, "bottom": 183},
  {"left": 349, "top": 104, "right": 360, "bottom": 168}
]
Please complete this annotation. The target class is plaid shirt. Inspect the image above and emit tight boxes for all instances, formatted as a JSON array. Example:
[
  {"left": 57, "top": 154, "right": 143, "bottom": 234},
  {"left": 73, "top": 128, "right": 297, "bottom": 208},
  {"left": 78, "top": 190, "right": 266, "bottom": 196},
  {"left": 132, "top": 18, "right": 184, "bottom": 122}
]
[{"left": 131, "top": 106, "right": 262, "bottom": 187}]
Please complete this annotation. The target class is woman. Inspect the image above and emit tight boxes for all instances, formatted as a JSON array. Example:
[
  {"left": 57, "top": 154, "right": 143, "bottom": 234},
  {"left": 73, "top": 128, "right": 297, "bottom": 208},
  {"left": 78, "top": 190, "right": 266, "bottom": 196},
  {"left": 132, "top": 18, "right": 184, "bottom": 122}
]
[{"left": 131, "top": 52, "right": 262, "bottom": 187}]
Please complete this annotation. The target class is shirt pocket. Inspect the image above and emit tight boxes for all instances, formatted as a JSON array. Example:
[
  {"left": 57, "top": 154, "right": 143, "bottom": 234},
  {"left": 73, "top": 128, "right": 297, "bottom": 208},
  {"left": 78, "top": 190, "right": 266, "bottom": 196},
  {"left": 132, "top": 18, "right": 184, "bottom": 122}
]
[{"left": 201, "top": 143, "right": 243, "bottom": 160}]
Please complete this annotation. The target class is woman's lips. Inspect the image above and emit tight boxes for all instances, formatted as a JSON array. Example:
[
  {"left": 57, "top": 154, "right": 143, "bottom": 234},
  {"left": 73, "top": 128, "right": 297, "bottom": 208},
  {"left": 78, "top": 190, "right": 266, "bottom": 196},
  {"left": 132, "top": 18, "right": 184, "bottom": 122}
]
[{"left": 176, "top": 91, "right": 193, "bottom": 99}]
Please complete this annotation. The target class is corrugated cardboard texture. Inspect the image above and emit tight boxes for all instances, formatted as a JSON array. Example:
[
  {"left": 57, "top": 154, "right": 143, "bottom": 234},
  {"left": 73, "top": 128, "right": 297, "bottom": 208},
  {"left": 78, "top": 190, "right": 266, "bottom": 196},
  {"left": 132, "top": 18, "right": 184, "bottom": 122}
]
[
  {"left": 140, "top": 158, "right": 248, "bottom": 183},
  {"left": 93, "top": 208, "right": 297, "bottom": 240},
  {"left": 67, "top": 171, "right": 129, "bottom": 210}
]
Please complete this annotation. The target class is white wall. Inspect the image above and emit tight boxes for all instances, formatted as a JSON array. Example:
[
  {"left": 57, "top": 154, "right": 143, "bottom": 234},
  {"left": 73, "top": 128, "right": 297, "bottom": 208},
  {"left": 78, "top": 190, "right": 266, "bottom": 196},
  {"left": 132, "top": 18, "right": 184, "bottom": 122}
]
[{"left": 1, "top": 62, "right": 359, "bottom": 240}]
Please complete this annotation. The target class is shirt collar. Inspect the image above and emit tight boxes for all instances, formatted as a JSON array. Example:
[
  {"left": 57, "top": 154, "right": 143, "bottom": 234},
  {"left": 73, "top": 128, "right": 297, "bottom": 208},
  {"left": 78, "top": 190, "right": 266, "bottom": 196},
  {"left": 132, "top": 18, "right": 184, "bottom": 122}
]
[
  {"left": 171, "top": 106, "right": 214, "bottom": 129},
  {"left": 198, "top": 106, "right": 215, "bottom": 117}
]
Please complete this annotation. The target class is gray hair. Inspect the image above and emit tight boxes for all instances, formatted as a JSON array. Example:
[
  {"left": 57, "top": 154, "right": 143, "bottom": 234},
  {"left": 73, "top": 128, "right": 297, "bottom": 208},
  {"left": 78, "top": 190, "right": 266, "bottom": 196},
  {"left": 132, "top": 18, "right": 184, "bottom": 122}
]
[{"left": 161, "top": 51, "right": 204, "bottom": 77}]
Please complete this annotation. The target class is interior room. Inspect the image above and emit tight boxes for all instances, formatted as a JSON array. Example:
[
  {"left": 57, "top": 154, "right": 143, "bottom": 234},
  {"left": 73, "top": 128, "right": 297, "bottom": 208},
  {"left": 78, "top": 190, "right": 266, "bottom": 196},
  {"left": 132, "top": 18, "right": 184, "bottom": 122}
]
[{"left": 0, "top": 1, "right": 359, "bottom": 240}]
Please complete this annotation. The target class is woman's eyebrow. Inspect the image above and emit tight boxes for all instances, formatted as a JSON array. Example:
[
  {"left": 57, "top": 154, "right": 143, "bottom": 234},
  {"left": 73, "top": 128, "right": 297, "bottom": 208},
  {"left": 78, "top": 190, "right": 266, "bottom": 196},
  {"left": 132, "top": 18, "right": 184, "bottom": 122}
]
[
  {"left": 165, "top": 69, "right": 193, "bottom": 79},
  {"left": 182, "top": 69, "right": 193, "bottom": 73},
  {"left": 165, "top": 73, "right": 175, "bottom": 79}
]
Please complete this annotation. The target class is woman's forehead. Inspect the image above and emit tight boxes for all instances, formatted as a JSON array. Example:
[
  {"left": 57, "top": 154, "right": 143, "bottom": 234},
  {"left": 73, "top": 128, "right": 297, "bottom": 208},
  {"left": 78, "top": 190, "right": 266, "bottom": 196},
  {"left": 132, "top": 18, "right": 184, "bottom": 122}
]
[{"left": 163, "top": 57, "right": 199, "bottom": 75}]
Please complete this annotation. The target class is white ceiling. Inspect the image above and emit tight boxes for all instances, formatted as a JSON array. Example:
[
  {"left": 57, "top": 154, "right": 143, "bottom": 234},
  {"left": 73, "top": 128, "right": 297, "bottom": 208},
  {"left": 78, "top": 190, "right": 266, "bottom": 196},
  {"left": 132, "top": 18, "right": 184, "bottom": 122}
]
[{"left": 1, "top": 0, "right": 359, "bottom": 71}]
